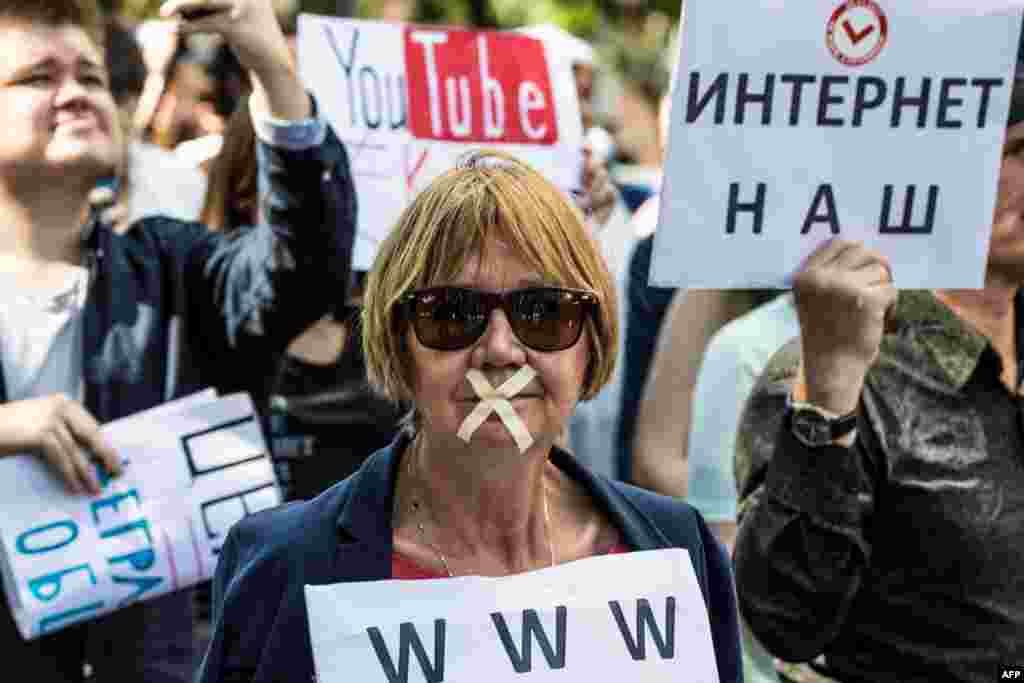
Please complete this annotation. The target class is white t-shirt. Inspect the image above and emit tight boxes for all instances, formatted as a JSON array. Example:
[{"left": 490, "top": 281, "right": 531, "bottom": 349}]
[
  {"left": 0, "top": 266, "right": 88, "bottom": 402},
  {"left": 0, "top": 107, "right": 326, "bottom": 404},
  {"left": 126, "top": 141, "right": 208, "bottom": 226}
]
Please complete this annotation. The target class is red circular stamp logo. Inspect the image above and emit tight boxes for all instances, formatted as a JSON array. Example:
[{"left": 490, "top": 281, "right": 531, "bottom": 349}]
[{"left": 826, "top": 0, "right": 888, "bottom": 67}]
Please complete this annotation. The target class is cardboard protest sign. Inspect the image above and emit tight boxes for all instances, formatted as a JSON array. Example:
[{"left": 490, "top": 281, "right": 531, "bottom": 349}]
[
  {"left": 297, "top": 16, "right": 585, "bottom": 270},
  {"left": 0, "top": 392, "right": 279, "bottom": 639},
  {"left": 306, "top": 549, "right": 719, "bottom": 683},
  {"left": 651, "top": 1, "right": 1024, "bottom": 288}
]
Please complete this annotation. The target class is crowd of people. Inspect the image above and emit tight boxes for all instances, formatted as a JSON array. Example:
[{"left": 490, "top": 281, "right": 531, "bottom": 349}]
[{"left": 1, "top": 1, "right": 1022, "bottom": 682}]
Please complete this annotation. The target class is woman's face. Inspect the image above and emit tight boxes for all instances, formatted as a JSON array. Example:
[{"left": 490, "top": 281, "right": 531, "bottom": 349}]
[
  {"left": 408, "top": 240, "right": 592, "bottom": 453},
  {"left": 988, "top": 121, "right": 1024, "bottom": 283}
]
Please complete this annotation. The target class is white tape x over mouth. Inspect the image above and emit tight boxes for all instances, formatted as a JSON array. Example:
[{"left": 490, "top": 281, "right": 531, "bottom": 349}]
[{"left": 456, "top": 366, "right": 537, "bottom": 453}]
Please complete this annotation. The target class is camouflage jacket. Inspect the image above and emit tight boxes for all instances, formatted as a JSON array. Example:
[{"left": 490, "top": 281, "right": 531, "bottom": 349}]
[{"left": 734, "top": 290, "right": 1024, "bottom": 683}]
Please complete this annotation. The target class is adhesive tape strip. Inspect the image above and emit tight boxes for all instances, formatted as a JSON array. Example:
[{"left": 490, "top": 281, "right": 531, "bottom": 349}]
[{"left": 456, "top": 367, "right": 537, "bottom": 452}]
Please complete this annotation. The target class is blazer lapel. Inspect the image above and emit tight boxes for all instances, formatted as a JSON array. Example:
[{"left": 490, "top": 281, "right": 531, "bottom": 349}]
[
  {"left": 310, "top": 439, "right": 673, "bottom": 587},
  {"left": 319, "top": 436, "right": 410, "bottom": 585},
  {"left": 550, "top": 447, "right": 673, "bottom": 552}
]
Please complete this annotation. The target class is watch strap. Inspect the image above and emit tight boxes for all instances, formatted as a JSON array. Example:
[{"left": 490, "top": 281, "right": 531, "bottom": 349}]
[{"left": 786, "top": 395, "right": 858, "bottom": 445}]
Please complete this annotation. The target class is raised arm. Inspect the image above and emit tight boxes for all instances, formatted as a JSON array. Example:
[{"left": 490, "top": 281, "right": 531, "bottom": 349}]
[
  {"left": 734, "top": 240, "right": 895, "bottom": 661},
  {"left": 631, "top": 290, "right": 759, "bottom": 497},
  {"left": 158, "top": 1, "right": 356, "bottom": 387}
]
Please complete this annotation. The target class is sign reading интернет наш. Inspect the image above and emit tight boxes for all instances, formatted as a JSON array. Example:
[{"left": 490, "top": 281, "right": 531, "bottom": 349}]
[
  {"left": 0, "top": 392, "right": 280, "bottom": 639},
  {"left": 306, "top": 549, "right": 719, "bottom": 683},
  {"left": 651, "top": 0, "right": 1024, "bottom": 289}
]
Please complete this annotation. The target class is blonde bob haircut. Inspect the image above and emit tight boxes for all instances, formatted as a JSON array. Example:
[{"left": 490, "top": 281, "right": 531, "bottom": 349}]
[{"left": 362, "top": 149, "right": 618, "bottom": 405}]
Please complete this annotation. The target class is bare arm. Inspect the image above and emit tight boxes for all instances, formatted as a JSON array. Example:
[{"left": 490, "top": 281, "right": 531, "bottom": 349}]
[{"left": 631, "top": 290, "right": 756, "bottom": 496}]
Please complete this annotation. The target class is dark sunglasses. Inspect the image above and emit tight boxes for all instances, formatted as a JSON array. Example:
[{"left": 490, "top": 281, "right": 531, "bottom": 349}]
[{"left": 397, "top": 286, "right": 599, "bottom": 352}]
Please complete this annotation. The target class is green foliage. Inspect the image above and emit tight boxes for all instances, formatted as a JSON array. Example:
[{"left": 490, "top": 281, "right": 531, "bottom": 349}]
[
  {"left": 490, "top": 0, "right": 602, "bottom": 39},
  {"left": 115, "top": 0, "right": 164, "bottom": 20},
  {"left": 651, "top": 0, "right": 683, "bottom": 21}
]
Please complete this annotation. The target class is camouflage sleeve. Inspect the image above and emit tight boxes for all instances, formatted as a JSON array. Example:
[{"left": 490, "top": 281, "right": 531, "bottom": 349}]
[{"left": 732, "top": 338, "right": 879, "bottom": 665}]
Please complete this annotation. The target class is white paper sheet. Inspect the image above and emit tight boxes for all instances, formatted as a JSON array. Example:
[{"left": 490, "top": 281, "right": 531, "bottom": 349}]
[
  {"left": 652, "top": 1, "right": 1024, "bottom": 288},
  {"left": 0, "top": 391, "right": 280, "bottom": 639},
  {"left": 306, "top": 549, "right": 719, "bottom": 683},
  {"left": 297, "top": 16, "right": 585, "bottom": 270}
]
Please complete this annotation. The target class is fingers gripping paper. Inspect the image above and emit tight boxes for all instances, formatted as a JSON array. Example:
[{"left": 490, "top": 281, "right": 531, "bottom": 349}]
[
  {"left": 457, "top": 368, "right": 537, "bottom": 453},
  {"left": 0, "top": 392, "right": 280, "bottom": 639}
]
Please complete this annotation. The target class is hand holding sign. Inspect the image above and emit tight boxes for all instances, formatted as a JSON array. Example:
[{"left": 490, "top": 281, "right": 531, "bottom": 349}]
[
  {"left": 0, "top": 395, "right": 120, "bottom": 496},
  {"left": 0, "top": 392, "right": 279, "bottom": 639},
  {"left": 651, "top": 0, "right": 1023, "bottom": 288},
  {"left": 793, "top": 239, "right": 897, "bottom": 415}
]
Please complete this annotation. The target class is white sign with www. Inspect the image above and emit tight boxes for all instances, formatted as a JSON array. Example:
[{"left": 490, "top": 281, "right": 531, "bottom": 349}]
[{"left": 306, "top": 549, "right": 719, "bottom": 683}]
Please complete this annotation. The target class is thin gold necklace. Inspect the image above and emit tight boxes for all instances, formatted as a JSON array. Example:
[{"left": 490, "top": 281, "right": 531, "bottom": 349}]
[{"left": 407, "top": 446, "right": 557, "bottom": 577}]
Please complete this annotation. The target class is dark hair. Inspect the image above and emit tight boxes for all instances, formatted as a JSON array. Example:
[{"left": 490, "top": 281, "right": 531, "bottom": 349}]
[
  {"left": 207, "top": 42, "right": 249, "bottom": 118},
  {"left": 200, "top": 97, "right": 257, "bottom": 232},
  {"left": 0, "top": 0, "right": 101, "bottom": 44},
  {"left": 104, "top": 17, "right": 146, "bottom": 105}
]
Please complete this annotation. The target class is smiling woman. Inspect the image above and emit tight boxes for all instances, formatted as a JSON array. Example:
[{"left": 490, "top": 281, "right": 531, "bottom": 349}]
[{"left": 198, "top": 150, "right": 743, "bottom": 683}]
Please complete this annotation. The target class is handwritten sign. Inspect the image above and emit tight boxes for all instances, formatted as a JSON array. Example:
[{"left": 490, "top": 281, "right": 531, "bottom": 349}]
[
  {"left": 651, "top": 1, "right": 1024, "bottom": 288},
  {"left": 0, "top": 392, "right": 279, "bottom": 639},
  {"left": 305, "top": 549, "right": 719, "bottom": 683},
  {"left": 297, "top": 16, "right": 585, "bottom": 270}
]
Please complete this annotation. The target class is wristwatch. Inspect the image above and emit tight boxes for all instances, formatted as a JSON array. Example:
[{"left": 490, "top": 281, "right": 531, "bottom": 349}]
[{"left": 786, "top": 398, "right": 858, "bottom": 448}]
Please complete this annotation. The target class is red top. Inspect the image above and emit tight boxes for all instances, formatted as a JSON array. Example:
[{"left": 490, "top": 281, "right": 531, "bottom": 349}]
[{"left": 391, "top": 543, "right": 633, "bottom": 580}]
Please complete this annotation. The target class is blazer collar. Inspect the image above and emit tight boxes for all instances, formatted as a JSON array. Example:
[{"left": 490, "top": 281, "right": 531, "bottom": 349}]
[{"left": 329, "top": 433, "right": 671, "bottom": 582}]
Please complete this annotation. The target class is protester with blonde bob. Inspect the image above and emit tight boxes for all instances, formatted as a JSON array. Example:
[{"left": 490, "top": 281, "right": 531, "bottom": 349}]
[{"left": 199, "top": 151, "right": 741, "bottom": 683}]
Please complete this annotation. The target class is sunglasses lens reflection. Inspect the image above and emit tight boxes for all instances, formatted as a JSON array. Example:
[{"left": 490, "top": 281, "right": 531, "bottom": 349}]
[{"left": 410, "top": 288, "right": 590, "bottom": 352}]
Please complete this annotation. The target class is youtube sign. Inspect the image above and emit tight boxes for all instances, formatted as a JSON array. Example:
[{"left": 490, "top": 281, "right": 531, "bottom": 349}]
[
  {"left": 405, "top": 28, "right": 559, "bottom": 145},
  {"left": 300, "top": 15, "right": 584, "bottom": 270}
]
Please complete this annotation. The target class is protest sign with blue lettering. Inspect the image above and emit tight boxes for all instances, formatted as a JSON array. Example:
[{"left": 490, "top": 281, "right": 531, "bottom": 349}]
[
  {"left": 305, "top": 549, "right": 718, "bottom": 683},
  {"left": 0, "top": 392, "right": 279, "bottom": 639},
  {"left": 297, "top": 16, "right": 585, "bottom": 270},
  {"left": 651, "top": 0, "right": 1024, "bottom": 288}
]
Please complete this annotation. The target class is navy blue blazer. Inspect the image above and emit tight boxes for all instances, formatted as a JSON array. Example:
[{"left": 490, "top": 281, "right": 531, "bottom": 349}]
[{"left": 197, "top": 435, "right": 742, "bottom": 683}]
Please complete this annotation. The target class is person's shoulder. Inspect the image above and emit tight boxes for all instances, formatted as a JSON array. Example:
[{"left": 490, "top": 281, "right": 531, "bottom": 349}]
[
  {"left": 117, "top": 215, "right": 220, "bottom": 267},
  {"left": 228, "top": 499, "right": 313, "bottom": 556},
  {"left": 227, "top": 477, "right": 355, "bottom": 568},
  {"left": 603, "top": 479, "right": 730, "bottom": 585},
  {"left": 120, "top": 215, "right": 209, "bottom": 244},
  {"left": 607, "top": 478, "right": 704, "bottom": 542}
]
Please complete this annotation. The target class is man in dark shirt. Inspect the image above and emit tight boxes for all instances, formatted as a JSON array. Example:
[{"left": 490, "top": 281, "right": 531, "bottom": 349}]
[{"left": 734, "top": 70, "right": 1024, "bottom": 683}]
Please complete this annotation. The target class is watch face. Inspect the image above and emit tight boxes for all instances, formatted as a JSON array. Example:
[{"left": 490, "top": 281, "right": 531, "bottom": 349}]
[
  {"left": 809, "top": 420, "right": 832, "bottom": 445},
  {"left": 792, "top": 409, "right": 832, "bottom": 447}
]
